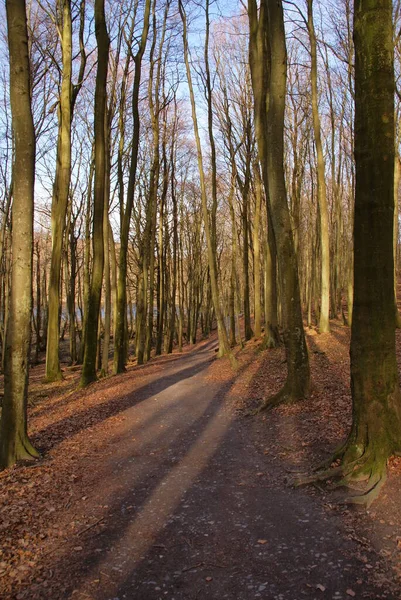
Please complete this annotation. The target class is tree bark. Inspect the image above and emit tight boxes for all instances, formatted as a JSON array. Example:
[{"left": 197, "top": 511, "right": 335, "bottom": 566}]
[
  {"left": 307, "top": 0, "right": 330, "bottom": 334},
  {"left": 46, "top": 0, "right": 73, "bottom": 381},
  {"left": 253, "top": 162, "right": 262, "bottom": 338},
  {"left": 343, "top": 0, "right": 401, "bottom": 492},
  {"left": 0, "top": 0, "right": 39, "bottom": 468},
  {"left": 248, "top": 0, "right": 310, "bottom": 406},
  {"left": 80, "top": 0, "right": 109, "bottom": 386},
  {"left": 114, "top": 0, "right": 150, "bottom": 374}
]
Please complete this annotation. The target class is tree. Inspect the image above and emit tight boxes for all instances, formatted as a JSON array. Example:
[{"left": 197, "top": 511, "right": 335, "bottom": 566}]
[
  {"left": 300, "top": 0, "right": 401, "bottom": 506},
  {"left": 80, "top": 0, "right": 110, "bottom": 386},
  {"left": 345, "top": 0, "right": 401, "bottom": 503},
  {"left": 248, "top": 0, "right": 310, "bottom": 408},
  {"left": 306, "top": 0, "right": 330, "bottom": 333},
  {"left": 0, "top": 0, "right": 39, "bottom": 468},
  {"left": 45, "top": 0, "right": 87, "bottom": 382},
  {"left": 113, "top": 0, "right": 151, "bottom": 374},
  {"left": 179, "top": 0, "right": 236, "bottom": 366}
]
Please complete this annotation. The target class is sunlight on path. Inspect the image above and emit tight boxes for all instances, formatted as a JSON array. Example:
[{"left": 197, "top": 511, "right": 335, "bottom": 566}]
[{"left": 83, "top": 384, "right": 233, "bottom": 594}]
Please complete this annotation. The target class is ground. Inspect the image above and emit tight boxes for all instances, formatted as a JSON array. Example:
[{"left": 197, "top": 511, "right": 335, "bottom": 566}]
[{"left": 1, "top": 322, "right": 401, "bottom": 599}]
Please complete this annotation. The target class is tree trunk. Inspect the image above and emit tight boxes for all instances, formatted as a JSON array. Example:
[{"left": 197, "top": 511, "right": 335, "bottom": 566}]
[
  {"left": 78, "top": 154, "right": 94, "bottom": 364},
  {"left": 307, "top": 0, "right": 330, "bottom": 334},
  {"left": 343, "top": 0, "right": 401, "bottom": 494},
  {"left": 253, "top": 162, "right": 262, "bottom": 338},
  {"left": 46, "top": 0, "right": 73, "bottom": 381},
  {"left": 248, "top": 0, "right": 310, "bottom": 407},
  {"left": 81, "top": 0, "right": 109, "bottom": 386},
  {"left": 394, "top": 156, "right": 401, "bottom": 327},
  {"left": 101, "top": 168, "right": 111, "bottom": 377},
  {"left": 0, "top": 0, "right": 39, "bottom": 468},
  {"left": 114, "top": 0, "right": 150, "bottom": 374}
]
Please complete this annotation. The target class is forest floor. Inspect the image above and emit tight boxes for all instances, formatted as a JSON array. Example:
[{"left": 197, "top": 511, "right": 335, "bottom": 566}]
[{"left": 1, "top": 322, "right": 401, "bottom": 599}]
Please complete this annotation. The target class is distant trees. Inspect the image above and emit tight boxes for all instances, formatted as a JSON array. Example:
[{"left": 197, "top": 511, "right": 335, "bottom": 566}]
[{"left": 179, "top": 0, "right": 235, "bottom": 366}]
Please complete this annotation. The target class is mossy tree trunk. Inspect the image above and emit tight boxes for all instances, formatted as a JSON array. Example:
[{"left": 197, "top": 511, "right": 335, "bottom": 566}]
[
  {"left": 394, "top": 156, "right": 401, "bottom": 327},
  {"left": 0, "top": 0, "right": 39, "bottom": 469},
  {"left": 343, "top": 0, "right": 401, "bottom": 491}
]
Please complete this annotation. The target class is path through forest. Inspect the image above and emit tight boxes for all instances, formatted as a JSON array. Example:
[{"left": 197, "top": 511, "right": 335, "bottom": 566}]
[{"left": 2, "top": 332, "right": 401, "bottom": 599}]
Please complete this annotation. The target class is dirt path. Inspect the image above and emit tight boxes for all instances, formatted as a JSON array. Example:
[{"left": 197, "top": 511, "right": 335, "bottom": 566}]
[{"left": 2, "top": 336, "right": 401, "bottom": 599}]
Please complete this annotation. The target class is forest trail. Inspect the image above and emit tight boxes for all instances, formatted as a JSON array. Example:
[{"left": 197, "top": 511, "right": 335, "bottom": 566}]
[{"left": 2, "top": 333, "right": 401, "bottom": 599}]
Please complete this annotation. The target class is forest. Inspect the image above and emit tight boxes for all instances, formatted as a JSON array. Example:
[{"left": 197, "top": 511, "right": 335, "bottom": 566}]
[{"left": 1, "top": 0, "right": 401, "bottom": 598}]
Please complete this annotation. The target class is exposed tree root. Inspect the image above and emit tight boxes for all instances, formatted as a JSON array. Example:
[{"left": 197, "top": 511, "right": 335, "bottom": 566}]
[
  {"left": 0, "top": 432, "right": 40, "bottom": 470},
  {"left": 290, "top": 442, "right": 389, "bottom": 508},
  {"left": 250, "top": 378, "right": 308, "bottom": 415},
  {"left": 342, "top": 472, "right": 387, "bottom": 508},
  {"left": 312, "top": 442, "right": 347, "bottom": 472},
  {"left": 17, "top": 433, "right": 40, "bottom": 463},
  {"left": 292, "top": 466, "right": 345, "bottom": 488},
  {"left": 260, "top": 324, "right": 281, "bottom": 350}
]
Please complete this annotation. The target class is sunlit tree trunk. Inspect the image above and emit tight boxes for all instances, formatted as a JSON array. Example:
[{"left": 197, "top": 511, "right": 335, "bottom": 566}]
[
  {"left": 307, "top": 0, "right": 330, "bottom": 333},
  {"left": 253, "top": 162, "right": 262, "bottom": 338},
  {"left": 167, "top": 110, "right": 178, "bottom": 354},
  {"left": 0, "top": 0, "right": 39, "bottom": 468},
  {"left": 114, "top": 0, "right": 150, "bottom": 373},
  {"left": 101, "top": 167, "right": 111, "bottom": 377},
  {"left": 248, "top": 0, "right": 310, "bottom": 407},
  {"left": 81, "top": 0, "right": 109, "bottom": 386},
  {"left": 46, "top": 0, "right": 73, "bottom": 381}
]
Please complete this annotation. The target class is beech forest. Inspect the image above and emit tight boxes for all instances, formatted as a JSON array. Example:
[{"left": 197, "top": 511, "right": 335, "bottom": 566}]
[{"left": 1, "top": 1, "right": 401, "bottom": 599}]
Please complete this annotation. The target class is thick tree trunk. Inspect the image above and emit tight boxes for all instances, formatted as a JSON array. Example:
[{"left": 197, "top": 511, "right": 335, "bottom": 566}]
[
  {"left": 344, "top": 0, "right": 401, "bottom": 493},
  {"left": 394, "top": 156, "right": 401, "bottom": 327},
  {"left": 0, "top": 0, "right": 39, "bottom": 468}
]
